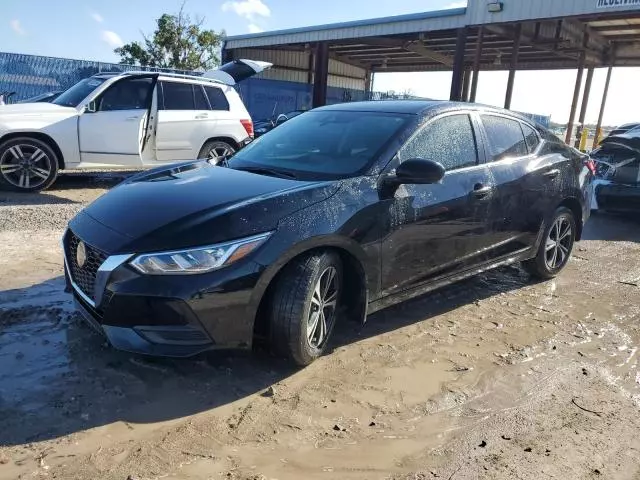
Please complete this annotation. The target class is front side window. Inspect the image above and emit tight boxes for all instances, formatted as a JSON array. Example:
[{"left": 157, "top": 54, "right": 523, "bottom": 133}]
[
  {"left": 521, "top": 123, "right": 540, "bottom": 153},
  {"left": 161, "top": 81, "right": 195, "bottom": 110},
  {"left": 228, "top": 110, "right": 409, "bottom": 180},
  {"left": 398, "top": 114, "right": 478, "bottom": 171},
  {"left": 98, "top": 77, "right": 153, "bottom": 112},
  {"left": 482, "top": 115, "right": 528, "bottom": 162}
]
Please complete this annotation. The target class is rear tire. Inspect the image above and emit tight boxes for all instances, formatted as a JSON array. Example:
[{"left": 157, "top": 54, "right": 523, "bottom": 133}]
[
  {"left": 0, "top": 137, "right": 59, "bottom": 192},
  {"left": 269, "top": 251, "right": 342, "bottom": 366},
  {"left": 198, "top": 140, "right": 236, "bottom": 165},
  {"left": 523, "top": 207, "right": 576, "bottom": 279}
]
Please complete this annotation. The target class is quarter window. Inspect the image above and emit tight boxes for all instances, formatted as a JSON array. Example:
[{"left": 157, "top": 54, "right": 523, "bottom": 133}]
[
  {"left": 194, "top": 85, "right": 210, "bottom": 110},
  {"left": 204, "top": 86, "right": 230, "bottom": 111},
  {"left": 482, "top": 115, "right": 528, "bottom": 161},
  {"left": 161, "top": 81, "right": 195, "bottom": 110},
  {"left": 398, "top": 114, "right": 478, "bottom": 171},
  {"left": 521, "top": 123, "right": 540, "bottom": 153}
]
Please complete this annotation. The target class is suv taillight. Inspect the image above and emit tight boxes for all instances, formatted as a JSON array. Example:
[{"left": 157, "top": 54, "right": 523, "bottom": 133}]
[{"left": 240, "top": 119, "right": 254, "bottom": 138}]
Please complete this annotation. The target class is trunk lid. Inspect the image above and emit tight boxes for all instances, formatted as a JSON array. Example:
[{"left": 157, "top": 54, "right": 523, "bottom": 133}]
[{"left": 202, "top": 59, "right": 273, "bottom": 86}]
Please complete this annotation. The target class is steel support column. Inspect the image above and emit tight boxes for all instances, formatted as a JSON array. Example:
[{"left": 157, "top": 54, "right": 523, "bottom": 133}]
[
  {"left": 504, "top": 23, "right": 522, "bottom": 110},
  {"left": 595, "top": 63, "right": 614, "bottom": 145},
  {"left": 575, "top": 67, "right": 594, "bottom": 148},
  {"left": 364, "top": 70, "right": 372, "bottom": 96},
  {"left": 449, "top": 27, "right": 467, "bottom": 101},
  {"left": 312, "top": 43, "right": 330, "bottom": 108},
  {"left": 565, "top": 54, "right": 586, "bottom": 144},
  {"left": 470, "top": 26, "right": 484, "bottom": 102},
  {"left": 462, "top": 68, "right": 471, "bottom": 102}
]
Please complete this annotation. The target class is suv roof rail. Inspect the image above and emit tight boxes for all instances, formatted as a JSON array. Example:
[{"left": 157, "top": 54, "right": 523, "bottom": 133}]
[{"left": 90, "top": 70, "right": 224, "bottom": 85}]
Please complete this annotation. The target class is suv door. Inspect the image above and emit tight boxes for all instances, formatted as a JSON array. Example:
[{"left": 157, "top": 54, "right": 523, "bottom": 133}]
[
  {"left": 479, "top": 114, "right": 558, "bottom": 255},
  {"left": 380, "top": 112, "right": 496, "bottom": 297},
  {"left": 78, "top": 76, "right": 156, "bottom": 166},
  {"left": 156, "top": 80, "right": 217, "bottom": 162}
]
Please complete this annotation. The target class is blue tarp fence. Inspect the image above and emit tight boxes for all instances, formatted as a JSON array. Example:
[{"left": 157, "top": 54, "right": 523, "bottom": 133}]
[{"left": 0, "top": 51, "right": 550, "bottom": 127}]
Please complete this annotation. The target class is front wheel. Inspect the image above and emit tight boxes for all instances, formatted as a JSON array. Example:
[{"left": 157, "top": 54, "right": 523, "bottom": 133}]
[
  {"left": 269, "top": 251, "right": 343, "bottom": 366},
  {"left": 523, "top": 207, "right": 576, "bottom": 279},
  {"left": 0, "top": 137, "right": 59, "bottom": 192}
]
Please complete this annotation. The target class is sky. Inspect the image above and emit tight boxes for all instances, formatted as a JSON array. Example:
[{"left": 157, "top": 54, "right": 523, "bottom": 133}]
[{"left": 2, "top": 0, "right": 639, "bottom": 126}]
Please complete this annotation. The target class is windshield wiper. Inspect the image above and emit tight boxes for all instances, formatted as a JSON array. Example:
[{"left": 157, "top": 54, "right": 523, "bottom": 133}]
[{"left": 234, "top": 166, "right": 298, "bottom": 180}]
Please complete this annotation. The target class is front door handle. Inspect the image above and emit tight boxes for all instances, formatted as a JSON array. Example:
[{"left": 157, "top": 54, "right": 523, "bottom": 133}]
[
  {"left": 125, "top": 116, "right": 141, "bottom": 121},
  {"left": 472, "top": 184, "right": 493, "bottom": 198},
  {"left": 543, "top": 169, "right": 560, "bottom": 179},
  {"left": 195, "top": 113, "right": 209, "bottom": 119}
]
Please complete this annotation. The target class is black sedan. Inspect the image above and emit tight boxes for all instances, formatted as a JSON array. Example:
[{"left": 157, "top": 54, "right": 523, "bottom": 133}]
[{"left": 63, "top": 101, "right": 592, "bottom": 366}]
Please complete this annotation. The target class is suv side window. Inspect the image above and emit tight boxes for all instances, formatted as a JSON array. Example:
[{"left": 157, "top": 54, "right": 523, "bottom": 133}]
[
  {"left": 161, "top": 81, "right": 195, "bottom": 110},
  {"left": 194, "top": 85, "right": 210, "bottom": 110},
  {"left": 98, "top": 77, "right": 153, "bottom": 112},
  {"left": 521, "top": 123, "right": 540, "bottom": 153},
  {"left": 482, "top": 115, "right": 528, "bottom": 161},
  {"left": 398, "top": 114, "right": 478, "bottom": 171},
  {"left": 204, "top": 86, "right": 230, "bottom": 111}
]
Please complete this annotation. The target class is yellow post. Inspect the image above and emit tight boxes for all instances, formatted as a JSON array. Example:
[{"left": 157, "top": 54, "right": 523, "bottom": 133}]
[
  {"left": 594, "top": 127, "right": 602, "bottom": 147},
  {"left": 580, "top": 128, "right": 589, "bottom": 151}
]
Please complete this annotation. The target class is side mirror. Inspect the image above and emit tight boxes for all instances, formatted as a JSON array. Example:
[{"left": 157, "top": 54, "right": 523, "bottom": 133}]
[
  {"left": 394, "top": 158, "right": 446, "bottom": 185},
  {"left": 85, "top": 101, "right": 97, "bottom": 113}
]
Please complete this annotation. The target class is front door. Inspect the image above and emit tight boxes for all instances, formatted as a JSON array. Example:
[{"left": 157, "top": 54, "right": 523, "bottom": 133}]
[
  {"left": 79, "top": 76, "right": 156, "bottom": 166},
  {"left": 380, "top": 112, "right": 496, "bottom": 296}
]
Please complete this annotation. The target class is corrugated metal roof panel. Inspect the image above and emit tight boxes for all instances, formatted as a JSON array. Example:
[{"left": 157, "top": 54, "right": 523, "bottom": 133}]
[{"left": 225, "top": 8, "right": 466, "bottom": 48}]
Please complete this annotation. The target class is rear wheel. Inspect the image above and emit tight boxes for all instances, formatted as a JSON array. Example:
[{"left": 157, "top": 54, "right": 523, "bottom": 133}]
[
  {"left": 0, "top": 137, "right": 59, "bottom": 192},
  {"left": 523, "top": 207, "right": 576, "bottom": 279},
  {"left": 269, "top": 251, "right": 342, "bottom": 366},
  {"left": 198, "top": 140, "right": 236, "bottom": 165}
]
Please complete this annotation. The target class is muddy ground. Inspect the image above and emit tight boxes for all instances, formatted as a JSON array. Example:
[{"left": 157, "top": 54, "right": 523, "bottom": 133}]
[{"left": 1, "top": 173, "right": 640, "bottom": 480}]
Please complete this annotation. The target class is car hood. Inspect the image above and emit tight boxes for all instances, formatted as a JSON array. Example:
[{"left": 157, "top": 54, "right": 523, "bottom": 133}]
[
  {"left": 0, "top": 102, "right": 77, "bottom": 117},
  {"left": 74, "top": 161, "right": 340, "bottom": 253}
]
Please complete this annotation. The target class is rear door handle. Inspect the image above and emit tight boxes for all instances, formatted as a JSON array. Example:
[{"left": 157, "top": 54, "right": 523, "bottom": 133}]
[
  {"left": 472, "top": 184, "right": 493, "bottom": 198},
  {"left": 195, "top": 113, "right": 209, "bottom": 119},
  {"left": 125, "top": 116, "right": 140, "bottom": 121},
  {"left": 543, "top": 169, "right": 560, "bottom": 179}
]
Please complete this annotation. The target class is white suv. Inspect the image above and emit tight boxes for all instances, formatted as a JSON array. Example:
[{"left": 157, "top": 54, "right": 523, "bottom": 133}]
[{"left": 0, "top": 59, "right": 271, "bottom": 192}]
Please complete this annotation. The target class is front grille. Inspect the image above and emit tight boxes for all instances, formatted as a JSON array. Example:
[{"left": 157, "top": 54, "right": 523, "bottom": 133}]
[{"left": 64, "top": 230, "right": 107, "bottom": 302}]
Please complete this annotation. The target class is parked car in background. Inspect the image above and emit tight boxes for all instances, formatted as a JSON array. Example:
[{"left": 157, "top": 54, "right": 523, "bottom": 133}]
[
  {"left": 254, "top": 110, "right": 307, "bottom": 137},
  {"left": 63, "top": 101, "right": 592, "bottom": 366},
  {"left": 605, "top": 122, "right": 640, "bottom": 138},
  {"left": 18, "top": 90, "right": 64, "bottom": 104},
  {"left": 591, "top": 128, "right": 640, "bottom": 213},
  {"left": 0, "top": 60, "right": 271, "bottom": 192}
]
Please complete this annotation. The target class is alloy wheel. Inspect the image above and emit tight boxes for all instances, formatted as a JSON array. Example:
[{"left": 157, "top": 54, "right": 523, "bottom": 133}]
[
  {"left": 545, "top": 216, "right": 573, "bottom": 270},
  {"left": 0, "top": 143, "right": 52, "bottom": 189},
  {"left": 208, "top": 146, "right": 234, "bottom": 164},
  {"left": 307, "top": 266, "right": 339, "bottom": 349}
]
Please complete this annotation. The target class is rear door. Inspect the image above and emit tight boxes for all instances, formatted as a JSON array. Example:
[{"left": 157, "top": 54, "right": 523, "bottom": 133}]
[
  {"left": 479, "top": 114, "right": 558, "bottom": 255},
  {"left": 155, "top": 80, "right": 217, "bottom": 162},
  {"left": 380, "top": 112, "right": 496, "bottom": 296},
  {"left": 78, "top": 75, "right": 156, "bottom": 166}
]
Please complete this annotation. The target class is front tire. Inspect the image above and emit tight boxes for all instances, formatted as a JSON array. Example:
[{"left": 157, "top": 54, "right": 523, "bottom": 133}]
[
  {"left": 523, "top": 207, "right": 576, "bottom": 279},
  {"left": 0, "top": 137, "right": 59, "bottom": 192},
  {"left": 269, "top": 251, "right": 343, "bottom": 366},
  {"left": 198, "top": 140, "right": 236, "bottom": 165}
]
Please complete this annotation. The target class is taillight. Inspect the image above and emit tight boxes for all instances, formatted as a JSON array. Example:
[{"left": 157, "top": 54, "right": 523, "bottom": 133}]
[
  {"left": 240, "top": 119, "right": 254, "bottom": 138},
  {"left": 584, "top": 158, "right": 596, "bottom": 175}
]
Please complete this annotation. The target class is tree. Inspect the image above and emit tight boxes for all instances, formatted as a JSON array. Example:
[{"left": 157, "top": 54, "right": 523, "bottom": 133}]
[{"left": 115, "top": 4, "right": 224, "bottom": 71}]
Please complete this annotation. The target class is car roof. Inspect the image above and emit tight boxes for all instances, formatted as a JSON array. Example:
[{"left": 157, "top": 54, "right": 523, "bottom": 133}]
[{"left": 316, "top": 100, "right": 539, "bottom": 125}]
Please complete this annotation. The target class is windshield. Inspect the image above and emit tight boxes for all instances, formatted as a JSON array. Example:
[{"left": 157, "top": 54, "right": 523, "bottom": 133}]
[
  {"left": 52, "top": 77, "right": 107, "bottom": 107},
  {"left": 228, "top": 110, "right": 409, "bottom": 180}
]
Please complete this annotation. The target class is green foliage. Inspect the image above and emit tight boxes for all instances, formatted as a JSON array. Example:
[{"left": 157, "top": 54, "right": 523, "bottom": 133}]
[{"left": 115, "top": 5, "right": 224, "bottom": 71}]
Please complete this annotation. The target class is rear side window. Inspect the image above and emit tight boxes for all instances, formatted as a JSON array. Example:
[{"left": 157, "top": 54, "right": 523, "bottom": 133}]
[
  {"left": 161, "top": 81, "right": 195, "bottom": 110},
  {"left": 521, "top": 123, "right": 540, "bottom": 153},
  {"left": 194, "top": 85, "right": 210, "bottom": 110},
  {"left": 204, "top": 86, "right": 230, "bottom": 111},
  {"left": 398, "top": 114, "right": 478, "bottom": 171},
  {"left": 482, "top": 115, "right": 528, "bottom": 161}
]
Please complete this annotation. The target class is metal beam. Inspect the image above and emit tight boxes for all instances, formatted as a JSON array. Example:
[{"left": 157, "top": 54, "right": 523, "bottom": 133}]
[
  {"left": 450, "top": 27, "right": 467, "bottom": 101},
  {"left": 327, "top": 52, "right": 369, "bottom": 70},
  {"left": 565, "top": 54, "right": 585, "bottom": 144},
  {"left": 505, "top": 23, "right": 522, "bottom": 110},
  {"left": 575, "top": 67, "right": 594, "bottom": 148},
  {"left": 404, "top": 41, "right": 453, "bottom": 67},
  {"left": 595, "top": 61, "right": 614, "bottom": 145},
  {"left": 312, "top": 42, "right": 329, "bottom": 108},
  {"left": 462, "top": 68, "right": 471, "bottom": 102},
  {"left": 470, "top": 26, "right": 483, "bottom": 102}
]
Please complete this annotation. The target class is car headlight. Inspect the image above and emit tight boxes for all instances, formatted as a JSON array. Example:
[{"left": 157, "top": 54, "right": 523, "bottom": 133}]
[{"left": 130, "top": 232, "right": 272, "bottom": 275}]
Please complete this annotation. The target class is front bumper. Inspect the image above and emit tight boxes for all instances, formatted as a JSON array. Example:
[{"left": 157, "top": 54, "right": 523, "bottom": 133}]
[
  {"left": 63, "top": 230, "right": 263, "bottom": 358},
  {"left": 594, "top": 181, "right": 640, "bottom": 212}
]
